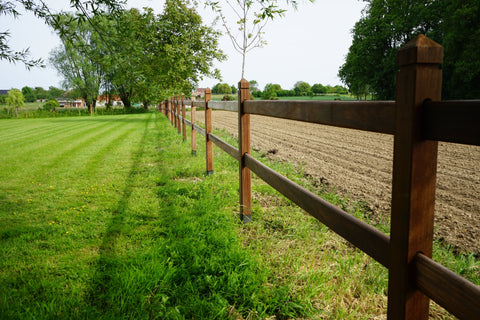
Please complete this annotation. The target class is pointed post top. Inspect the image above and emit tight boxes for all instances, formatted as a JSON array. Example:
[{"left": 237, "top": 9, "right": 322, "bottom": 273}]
[
  {"left": 397, "top": 34, "right": 443, "bottom": 67},
  {"left": 238, "top": 78, "right": 250, "bottom": 89}
]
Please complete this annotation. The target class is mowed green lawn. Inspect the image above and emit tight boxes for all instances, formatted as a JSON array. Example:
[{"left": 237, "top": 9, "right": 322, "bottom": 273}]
[{"left": 0, "top": 113, "right": 308, "bottom": 319}]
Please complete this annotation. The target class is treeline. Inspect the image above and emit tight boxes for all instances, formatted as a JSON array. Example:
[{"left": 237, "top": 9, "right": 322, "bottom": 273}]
[
  {"left": 211, "top": 81, "right": 348, "bottom": 99},
  {"left": 339, "top": 0, "right": 480, "bottom": 100},
  {"left": 48, "top": 0, "right": 223, "bottom": 113},
  {"left": 0, "top": 86, "right": 66, "bottom": 104}
]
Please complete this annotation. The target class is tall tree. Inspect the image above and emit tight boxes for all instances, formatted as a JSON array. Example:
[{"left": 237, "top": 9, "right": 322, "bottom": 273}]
[
  {"left": 6, "top": 88, "right": 24, "bottom": 118},
  {"left": 339, "top": 0, "right": 480, "bottom": 100}
]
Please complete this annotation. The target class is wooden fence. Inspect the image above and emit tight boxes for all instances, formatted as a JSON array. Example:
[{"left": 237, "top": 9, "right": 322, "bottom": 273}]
[{"left": 158, "top": 35, "right": 480, "bottom": 319}]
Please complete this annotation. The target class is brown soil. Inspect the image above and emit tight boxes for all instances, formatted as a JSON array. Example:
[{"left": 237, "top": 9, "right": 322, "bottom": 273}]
[{"left": 197, "top": 110, "right": 480, "bottom": 254}]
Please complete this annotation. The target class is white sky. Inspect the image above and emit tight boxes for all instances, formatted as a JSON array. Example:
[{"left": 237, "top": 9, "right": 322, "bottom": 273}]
[{"left": 0, "top": 0, "right": 367, "bottom": 91}]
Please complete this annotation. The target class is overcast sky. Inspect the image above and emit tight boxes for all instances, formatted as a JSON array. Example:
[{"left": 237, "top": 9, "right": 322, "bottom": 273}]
[{"left": 0, "top": 0, "right": 367, "bottom": 91}]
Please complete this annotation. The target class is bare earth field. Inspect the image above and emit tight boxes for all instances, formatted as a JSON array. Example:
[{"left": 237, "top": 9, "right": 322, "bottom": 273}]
[{"left": 197, "top": 110, "right": 480, "bottom": 254}]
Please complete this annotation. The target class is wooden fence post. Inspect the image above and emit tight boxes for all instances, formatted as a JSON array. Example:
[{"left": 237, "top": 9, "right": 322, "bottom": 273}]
[
  {"left": 176, "top": 96, "right": 181, "bottom": 135},
  {"left": 205, "top": 88, "right": 213, "bottom": 175},
  {"left": 238, "top": 79, "right": 252, "bottom": 222},
  {"left": 191, "top": 97, "right": 197, "bottom": 156},
  {"left": 182, "top": 97, "right": 187, "bottom": 141},
  {"left": 167, "top": 100, "right": 171, "bottom": 124},
  {"left": 387, "top": 35, "right": 443, "bottom": 320}
]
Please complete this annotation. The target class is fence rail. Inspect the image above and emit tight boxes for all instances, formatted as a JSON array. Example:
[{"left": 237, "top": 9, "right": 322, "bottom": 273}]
[{"left": 159, "top": 35, "right": 480, "bottom": 319}]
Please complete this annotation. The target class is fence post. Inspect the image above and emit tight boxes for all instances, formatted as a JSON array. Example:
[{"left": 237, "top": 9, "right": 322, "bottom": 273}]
[
  {"left": 238, "top": 79, "right": 252, "bottom": 222},
  {"left": 176, "top": 96, "right": 181, "bottom": 135},
  {"left": 387, "top": 35, "right": 443, "bottom": 320},
  {"left": 191, "top": 97, "right": 197, "bottom": 156},
  {"left": 167, "top": 100, "right": 171, "bottom": 124},
  {"left": 182, "top": 97, "right": 187, "bottom": 141},
  {"left": 205, "top": 88, "right": 213, "bottom": 175}
]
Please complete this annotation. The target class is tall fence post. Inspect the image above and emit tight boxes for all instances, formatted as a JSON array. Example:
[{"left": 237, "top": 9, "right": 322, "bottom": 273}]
[
  {"left": 387, "top": 34, "right": 443, "bottom": 320},
  {"left": 238, "top": 79, "right": 252, "bottom": 222},
  {"left": 205, "top": 88, "right": 213, "bottom": 175},
  {"left": 182, "top": 97, "right": 187, "bottom": 141},
  {"left": 191, "top": 96, "right": 197, "bottom": 156}
]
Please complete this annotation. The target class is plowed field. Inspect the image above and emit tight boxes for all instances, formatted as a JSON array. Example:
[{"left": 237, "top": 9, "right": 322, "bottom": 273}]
[{"left": 197, "top": 110, "right": 480, "bottom": 254}]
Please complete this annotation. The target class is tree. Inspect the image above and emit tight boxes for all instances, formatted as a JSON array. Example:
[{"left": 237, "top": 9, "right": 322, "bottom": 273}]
[
  {"left": 262, "top": 83, "right": 281, "bottom": 100},
  {"left": 0, "top": 0, "right": 124, "bottom": 69},
  {"left": 219, "top": 83, "right": 232, "bottom": 94},
  {"left": 440, "top": 0, "right": 480, "bottom": 99},
  {"left": 311, "top": 83, "right": 326, "bottom": 95},
  {"left": 206, "top": 0, "right": 308, "bottom": 79},
  {"left": 34, "top": 87, "right": 47, "bottom": 100},
  {"left": 230, "top": 85, "right": 237, "bottom": 94},
  {"left": 6, "top": 89, "right": 24, "bottom": 118},
  {"left": 50, "top": 13, "right": 104, "bottom": 114},
  {"left": 294, "top": 81, "right": 311, "bottom": 96},
  {"left": 21, "top": 86, "right": 36, "bottom": 102},
  {"left": 249, "top": 80, "right": 259, "bottom": 92},
  {"left": 338, "top": 0, "right": 480, "bottom": 100},
  {"left": 48, "top": 86, "right": 65, "bottom": 99}
]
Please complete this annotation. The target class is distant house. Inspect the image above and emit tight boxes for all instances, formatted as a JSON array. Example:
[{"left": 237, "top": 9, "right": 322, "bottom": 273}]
[
  {"left": 96, "top": 95, "right": 124, "bottom": 107},
  {"left": 193, "top": 88, "right": 206, "bottom": 98},
  {"left": 56, "top": 98, "right": 86, "bottom": 108},
  {"left": 0, "top": 89, "right": 9, "bottom": 96}
]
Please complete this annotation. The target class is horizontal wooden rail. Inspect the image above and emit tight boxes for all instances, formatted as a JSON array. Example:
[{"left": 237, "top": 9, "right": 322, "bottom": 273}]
[
  {"left": 244, "top": 100, "right": 396, "bottom": 134},
  {"left": 193, "top": 101, "right": 206, "bottom": 108},
  {"left": 208, "top": 133, "right": 240, "bottom": 161},
  {"left": 422, "top": 100, "right": 480, "bottom": 146},
  {"left": 244, "top": 153, "right": 390, "bottom": 268},
  {"left": 414, "top": 253, "right": 480, "bottom": 319},
  {"left": 184, "top": 118, "right": 192, "bottom": 126},
  {"left": 208, "top": 100, "right": 238, "bottom": 112},
  {"left": 193, "top": 123, "right": 205, "bottom": 137}
]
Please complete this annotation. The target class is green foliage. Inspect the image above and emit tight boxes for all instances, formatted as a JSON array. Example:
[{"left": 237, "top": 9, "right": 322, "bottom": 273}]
[
  {"left": 212, "top": 82, "right": 232, "bottom": 94},
  {"left": 311, "top": 83, "right": 326, "bottom": 95},
  {"left": 262, "top": 83, "right": 281, "bottom": 100},
  {"left": 0, "top": 0, "right": 124, "bottom": 69},
  {"left": 42, "top": 99, "right": 60, "bottom": 111},
  {"left": 34, "top": 86, "right": 48, "bottom": 100},
  {"left": 21, "top": 86, "right": 36, "bottom": 102},
  {"left": 294, "top": 81, "right": 311, "bottom": 96},
  {"left": 339, "top": 0, "right": 480, "bottom": 100}
]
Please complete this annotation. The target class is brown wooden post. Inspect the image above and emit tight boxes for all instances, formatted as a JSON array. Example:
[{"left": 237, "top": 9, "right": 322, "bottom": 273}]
[
  {"left": 182, "top": 97, "right": 187, "bottom": 141},
  {"left": 205, "top": 88, "right": 213, "bottom": 175},
  {"left": 191, "top": 97, "right": 197, "bottom": 156},
  {"left": 168, "top": 100, "right": 172, "bottom": 125},
  {"left": 238, "top": 79, "right": 252, "bottom": 222},
  {"left": 176, "top": 96, "right": 181, "bottom": 135},
  {"left": 387, "top": 35, "right": 443, "bottom": 320}
]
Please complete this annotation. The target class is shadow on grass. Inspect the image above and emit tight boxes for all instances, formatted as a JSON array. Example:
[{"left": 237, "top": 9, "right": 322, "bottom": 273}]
[{"left": 86, "top": 114, "right": 152, "bottom": 315}]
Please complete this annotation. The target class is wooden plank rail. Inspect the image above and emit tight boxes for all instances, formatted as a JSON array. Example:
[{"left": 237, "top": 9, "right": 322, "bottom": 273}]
[
  {"left": 162, "top": 35, "right": 480, "bottom": 320},
  {"left": 193, "top": 123, "right": 205, "bottom": 137},
  {"left": 244, "top": 153, "right": 391, "bottom": 268},
  {"left": 208, "top": 133, "right": 240, "bottom": 161},
  {"left": 208, "top": 100, "right": 238, "bottom": 112},
  {"left": 422, "top": 100, "right": 480, "bottom": 146},
  {"left": 244, "top": 100, "right": 396, "bottom": 134},
  {"left": 193, "top": 101, "right": 206, "bottom": 108},
  {"left": 414, "top": 253, "right": 480, "bottom": 319}
]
